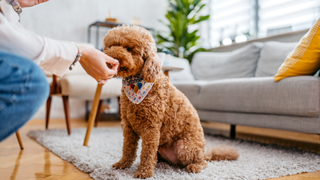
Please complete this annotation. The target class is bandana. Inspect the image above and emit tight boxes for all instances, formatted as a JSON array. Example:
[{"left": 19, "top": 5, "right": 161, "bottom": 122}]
[{"left": 122, "top": 74, "right": 154, "bottom": 104}]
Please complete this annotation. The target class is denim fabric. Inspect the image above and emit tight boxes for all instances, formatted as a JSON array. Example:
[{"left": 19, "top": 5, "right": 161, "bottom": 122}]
[{"left": 0, "top": 51, "right": 49, "bottom": 141}]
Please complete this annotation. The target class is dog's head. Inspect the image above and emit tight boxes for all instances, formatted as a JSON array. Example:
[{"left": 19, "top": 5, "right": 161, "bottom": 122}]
[{"left": 103, "top": 25, "right": 161, "bottom": 83}]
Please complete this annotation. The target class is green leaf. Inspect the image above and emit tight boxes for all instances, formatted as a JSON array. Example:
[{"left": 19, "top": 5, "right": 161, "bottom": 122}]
[
  {"left": 196, "top": 4, "right": 205, "bottom": 13},
  {"left": 175, "top": 0, "right": 185, "bottom": 12},
  {"left": 193, "top": 0, "right": 201, "bottom": 7},
  {"left": 169, "top": 2, "right": 179, "bottom": 11},
  {"left": 156, "top": 34, "right": 173, "bottom": 44},
  {"left": 194, "top": 15, "right": 210, "bottom": 24},
  {"left": 155, "top": 0, "right": 209, "bottom": 63}
]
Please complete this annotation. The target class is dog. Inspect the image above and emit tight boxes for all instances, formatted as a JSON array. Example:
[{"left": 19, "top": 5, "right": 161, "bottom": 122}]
[{"left": 103, "top": 25, "right": 239, "bottom": 179}]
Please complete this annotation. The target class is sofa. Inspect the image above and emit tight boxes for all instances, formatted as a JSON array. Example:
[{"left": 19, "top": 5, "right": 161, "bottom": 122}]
[{"left": 165, "top": 41, "right": 320, "bottom": 137}]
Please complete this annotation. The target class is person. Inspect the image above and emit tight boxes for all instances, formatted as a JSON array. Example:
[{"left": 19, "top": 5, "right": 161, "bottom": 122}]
[{"left": 0, "top": 0, "right": 119, "bottom": 141}]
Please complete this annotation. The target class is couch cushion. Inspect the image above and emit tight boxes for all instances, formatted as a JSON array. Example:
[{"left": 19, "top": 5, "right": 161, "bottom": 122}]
[
  {"left": 193, "top": 76, "right": 320, "bottom": 117},
  {"left": 60, "top": 74, "right": 122, "bottom": 99},
  {"left": 191, "top": 42, "right": 263, "bottom": 81},
  {"left": 173, "top": 81, "right": 208, "bottom": 105},
  {"left": 255, "top": 41, "right": 297, "bottom": 77}
]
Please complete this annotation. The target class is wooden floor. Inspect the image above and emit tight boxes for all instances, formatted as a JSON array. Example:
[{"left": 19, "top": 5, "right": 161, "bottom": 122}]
[{"left": 0, "top": 119, "right": 319, "bottom": 180}]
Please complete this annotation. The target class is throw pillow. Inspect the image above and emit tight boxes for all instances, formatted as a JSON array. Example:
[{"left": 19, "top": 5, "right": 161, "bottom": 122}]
[
  {"left": 157, "top": 53, "right": 195, "bottom": 82},
  {"left": 274, "top": 18, "right": 320, "bottom": 81},
  {"left": 191, "top": 42, "right": 263, "bottom": 81},
  {"left": 255, "top": 41, "right": 297, "bottom": 77},
  {"left": 167, "top": 55, "right": 195, "bottom": 82}
]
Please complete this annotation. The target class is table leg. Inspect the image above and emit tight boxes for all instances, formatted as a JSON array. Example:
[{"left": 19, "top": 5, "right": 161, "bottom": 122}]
[
  {"left": 83, "top": 83, "right": 103, "bottom": 146},
  {"left": 164, "top": 70, "right": 169, "bottom": 77},
  {"left": 87, "top": 25, "right": 92, "bottom": 43},
  {"left": 95, "top": 22, "right": 100, "bottom": 49}
]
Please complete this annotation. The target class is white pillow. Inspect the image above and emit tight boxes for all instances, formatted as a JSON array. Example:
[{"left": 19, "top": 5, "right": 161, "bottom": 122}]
[{"left": 157, "top": 53, "right": 195, "bottom": 81}]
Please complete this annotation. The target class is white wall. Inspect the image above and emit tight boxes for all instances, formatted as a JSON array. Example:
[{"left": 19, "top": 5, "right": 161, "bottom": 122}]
[
  {"left": 26, "top": 0, "right": 168, "bottom": 119},
  {"left": 20, "top": 0, "right": 168, "bottom": 48}
]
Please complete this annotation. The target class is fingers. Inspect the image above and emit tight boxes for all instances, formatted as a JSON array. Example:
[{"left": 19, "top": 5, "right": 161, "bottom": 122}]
[
  {"left": 105, "top": 55, "right": 119, "bottom": 65},
  {"left": 105, "top": 62, "right": 118, "bottom": 76},
  {"left": 111, "top": 62, "right": 119, "bottom": 72},
  {"left": 79, "top": 47, "right": 119, "bottom": 84},
  {"left": 98, "top": 79, "right": 108, "bottom": 85},
  {"left": 97, "top": 74, "right": 114, "bottom": 85},
  {"left": 40, "top": 0, "right": 49, "bottom": 3},
  {"left": 107, "top": 69, "right": 118, "bottom": 76}
]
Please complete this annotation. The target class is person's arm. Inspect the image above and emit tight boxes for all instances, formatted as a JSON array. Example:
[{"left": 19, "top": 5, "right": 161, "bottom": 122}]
[
  {"left": 0, "top": 12, "right": 77, "bottom": 77},
  {"left": 17, "top": 0, "right": 49, "bottom": 8},
  {"left": 0, "top": 1, "right": 118, "bottom": 84}
]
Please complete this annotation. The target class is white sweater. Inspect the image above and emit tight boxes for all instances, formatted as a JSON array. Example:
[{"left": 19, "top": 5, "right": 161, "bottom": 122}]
[{"left": 0, "top": 0, "right": 78, "bottom": 77}]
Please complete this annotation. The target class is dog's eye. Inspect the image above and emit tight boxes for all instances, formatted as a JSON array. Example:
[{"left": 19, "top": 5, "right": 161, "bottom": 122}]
[{"left": 126, "top": 47, "right": 133, "bottom": 51}]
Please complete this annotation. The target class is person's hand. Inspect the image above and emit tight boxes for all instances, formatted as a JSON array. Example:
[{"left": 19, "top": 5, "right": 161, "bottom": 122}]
[
  {"left": 17, "top": 0, "right": 49, "bottom": 8},
  {"left": 79, "top": 46, "right": 119, "bottom": 85}
]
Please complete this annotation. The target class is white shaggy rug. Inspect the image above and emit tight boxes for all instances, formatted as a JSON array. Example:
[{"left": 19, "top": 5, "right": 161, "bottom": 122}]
[{"left": 27, "top": 127, "right": 320, "bottom": 180}]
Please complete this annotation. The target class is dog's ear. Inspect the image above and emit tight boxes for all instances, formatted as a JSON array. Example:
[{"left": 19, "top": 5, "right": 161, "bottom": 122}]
[{"left": 141, "top": 43, "right": 161, "bottom": 83}]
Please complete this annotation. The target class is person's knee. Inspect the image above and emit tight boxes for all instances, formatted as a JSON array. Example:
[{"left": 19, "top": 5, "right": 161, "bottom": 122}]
[
  {"left": 27, "top": 61, "right": 50, "bottom": 109},
  {"left": 0, "top": 51, "right": 49, "bottom": 112},
  {"left": 0, "top": 52, "right": 50, "bottom": 141}
]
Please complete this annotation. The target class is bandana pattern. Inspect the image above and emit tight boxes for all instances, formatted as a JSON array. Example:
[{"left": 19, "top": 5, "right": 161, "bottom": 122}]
[{"left": 122, "top": 74, "right": 154, "bottom": 104}]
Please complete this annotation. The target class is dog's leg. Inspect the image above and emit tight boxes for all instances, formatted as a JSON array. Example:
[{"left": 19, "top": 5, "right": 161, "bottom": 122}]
[
  {"left": 175, "top": 138, "right": 207, "bottom": 173},
  {"left": 112, "top": 123, "right": 140, "bottom": 169},
  {"left": 134, "top": 129, "right": 160, "bottom": 179}
]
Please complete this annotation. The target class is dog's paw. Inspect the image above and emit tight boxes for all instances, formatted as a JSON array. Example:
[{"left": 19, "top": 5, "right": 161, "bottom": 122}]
[
  {"left": 186, "top": 161, "right": 207, "bottom": 173},
  {"left": 112, "top": 160, "right": 132, "bottom": 169},
  {"left": 134, "top": 168, "right": 154, "bottom": 179}
]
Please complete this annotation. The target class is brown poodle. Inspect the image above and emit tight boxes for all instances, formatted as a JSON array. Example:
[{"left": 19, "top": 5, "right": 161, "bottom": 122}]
[{"left": 103, "top": 25, "right": 239, "bottom": 179}]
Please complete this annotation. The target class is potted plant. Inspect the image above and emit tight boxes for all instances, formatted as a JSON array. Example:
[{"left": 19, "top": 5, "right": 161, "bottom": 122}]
[{"left": 156, "top": 0, "right": 210, "bottom": 63}]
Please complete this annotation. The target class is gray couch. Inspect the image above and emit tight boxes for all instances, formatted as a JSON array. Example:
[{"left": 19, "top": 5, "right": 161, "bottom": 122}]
[{"left": 168, "top": 41, "right": 320, "bottom": 137}]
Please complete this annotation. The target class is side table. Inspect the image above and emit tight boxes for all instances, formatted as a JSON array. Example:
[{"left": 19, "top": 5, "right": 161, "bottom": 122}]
[{"left": 88, "top": 21, "right": 154, "bottom": 49}]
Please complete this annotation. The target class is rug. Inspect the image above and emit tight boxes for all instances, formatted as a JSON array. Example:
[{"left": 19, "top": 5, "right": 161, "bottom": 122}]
[{"left": 27, "top": 127, "right": 320, "bottom": 180}]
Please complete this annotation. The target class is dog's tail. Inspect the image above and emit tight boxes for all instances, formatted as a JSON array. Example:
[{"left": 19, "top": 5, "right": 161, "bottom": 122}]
[{"left": 204, "top": 145, "right": 239, "bottom": 161}]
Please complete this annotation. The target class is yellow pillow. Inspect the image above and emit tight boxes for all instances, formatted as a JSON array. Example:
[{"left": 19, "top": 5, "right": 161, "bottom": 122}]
[{"left": 274, "top": 18, "right": 320, "bottom": 82}]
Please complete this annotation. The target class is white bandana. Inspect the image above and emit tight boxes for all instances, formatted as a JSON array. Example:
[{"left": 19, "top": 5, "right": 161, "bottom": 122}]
[{"left": 122, "top": 74, "right": 154, "bottom": 104}]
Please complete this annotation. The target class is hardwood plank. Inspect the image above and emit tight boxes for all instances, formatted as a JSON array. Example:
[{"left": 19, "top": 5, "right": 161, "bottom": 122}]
[
  {"left": 269, "top": 171, "right": 320, "bottom": 180},
  {"left": 56, "top": 172, "right": 83, "bottom": 180},
  {"left": 72, "top": 174, "right": 92, "bottom": 180}
]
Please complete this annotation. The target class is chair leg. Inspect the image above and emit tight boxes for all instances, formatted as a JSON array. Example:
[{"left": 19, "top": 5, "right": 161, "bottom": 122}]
[
  {"left": 230, "top": 124, "right": 236, "bottom": 139},
  {"left": 45, "top": 96, "right": 52, "bottom": 129},
  {"left": 62, "top": 96, "right": 71, "bottom": 135},
  {"left": 85, "top": 101, "right": 90, "bottom": 121},
  {"left": 117, "top": 96, "right": 121, "bottom": 118},
  {"left": 15, "top": 131, "right": 24, "bottom": 150},
  {"left": 94, "top": 100, "right": 104, "bottom": 127},
  {"left": 118, "top": 96, "right": 124, "bottom": 129}
]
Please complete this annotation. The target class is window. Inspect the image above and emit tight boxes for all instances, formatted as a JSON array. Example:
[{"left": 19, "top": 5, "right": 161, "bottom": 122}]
[
  {"left": 207, "top": 0, "right": 320, "bottom": 48},
  {"left": 209, "top": 0, "right": 254, "bottom": 47},
  {"left": 259, "top": 0, "right": 320, "bottom": 37}
]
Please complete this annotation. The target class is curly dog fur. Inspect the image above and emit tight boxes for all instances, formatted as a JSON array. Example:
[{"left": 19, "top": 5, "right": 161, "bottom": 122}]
[{"left": 103, "top": 25, "right": 239, "bottom": 179}]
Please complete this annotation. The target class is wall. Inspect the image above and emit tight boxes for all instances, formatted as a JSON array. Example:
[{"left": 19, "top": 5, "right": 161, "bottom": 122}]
[
  {"left": 20, "top": 0, "right": 168, "bottom": 48},
  {"left": 26, "top": 0, "right": 168, "bottom": 120}
]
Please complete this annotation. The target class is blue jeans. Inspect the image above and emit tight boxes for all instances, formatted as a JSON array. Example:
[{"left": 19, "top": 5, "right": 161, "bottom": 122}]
[{"left": 0, "top": 51, "right": 49, "bottom": 141}]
